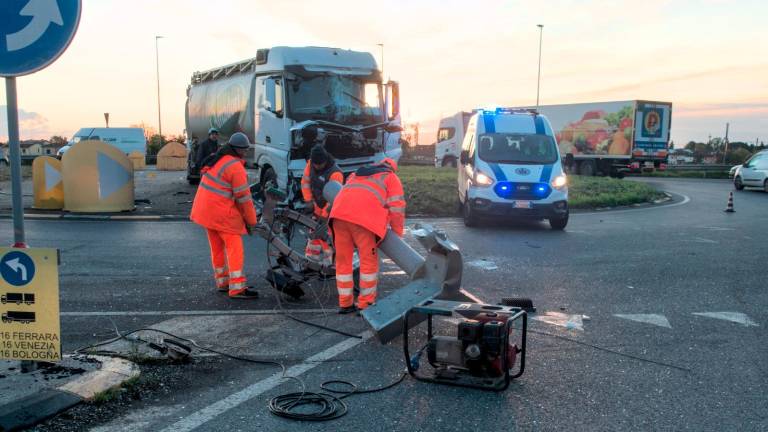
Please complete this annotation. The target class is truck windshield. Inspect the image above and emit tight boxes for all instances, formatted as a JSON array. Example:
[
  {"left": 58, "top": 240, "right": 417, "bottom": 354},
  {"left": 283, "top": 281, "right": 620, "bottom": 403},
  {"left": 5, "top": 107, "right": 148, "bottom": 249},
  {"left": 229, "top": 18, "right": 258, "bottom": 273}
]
[
  {"left": 287, "top": 75, "right": 383, "bottom": 124},
  {"left": 477, "top": 133, "right": 558, "bottom": 164}
]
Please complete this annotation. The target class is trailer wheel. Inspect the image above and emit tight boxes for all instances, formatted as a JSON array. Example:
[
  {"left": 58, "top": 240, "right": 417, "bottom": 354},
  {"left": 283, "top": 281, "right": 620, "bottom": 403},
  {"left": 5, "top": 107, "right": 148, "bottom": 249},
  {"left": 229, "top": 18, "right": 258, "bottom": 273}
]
[{"left": 578, "top": 160, "right": 596, "bottom": 176}]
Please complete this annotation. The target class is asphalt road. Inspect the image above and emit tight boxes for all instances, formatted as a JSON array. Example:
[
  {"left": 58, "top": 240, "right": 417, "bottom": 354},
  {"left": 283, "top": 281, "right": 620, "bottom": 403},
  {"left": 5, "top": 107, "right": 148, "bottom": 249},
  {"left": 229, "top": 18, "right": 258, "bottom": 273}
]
[{"left": 2, "top": 177, "right": 766, "bottom": 431}]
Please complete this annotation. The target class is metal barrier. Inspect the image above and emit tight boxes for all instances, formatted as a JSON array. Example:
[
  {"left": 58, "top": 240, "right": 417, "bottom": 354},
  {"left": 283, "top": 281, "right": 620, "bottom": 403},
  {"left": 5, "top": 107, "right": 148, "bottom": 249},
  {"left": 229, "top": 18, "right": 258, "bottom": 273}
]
[{"left": 665, "top": 164, "right": 731, "bottom": 172}]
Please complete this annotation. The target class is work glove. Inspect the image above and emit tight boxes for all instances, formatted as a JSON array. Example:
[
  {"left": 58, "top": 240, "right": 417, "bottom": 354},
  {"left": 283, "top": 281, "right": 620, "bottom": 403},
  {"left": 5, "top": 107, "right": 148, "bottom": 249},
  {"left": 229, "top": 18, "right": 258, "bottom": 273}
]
[{"left": 246, "top": 225, "right": 253, "bottom": 236}]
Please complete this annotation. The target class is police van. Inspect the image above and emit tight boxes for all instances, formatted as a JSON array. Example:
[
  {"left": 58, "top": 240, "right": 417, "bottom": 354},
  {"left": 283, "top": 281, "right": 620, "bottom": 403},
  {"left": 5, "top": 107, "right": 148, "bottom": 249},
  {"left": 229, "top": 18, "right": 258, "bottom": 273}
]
[{"left": 457, "top": 108, "right": 569, "bottom": 229}]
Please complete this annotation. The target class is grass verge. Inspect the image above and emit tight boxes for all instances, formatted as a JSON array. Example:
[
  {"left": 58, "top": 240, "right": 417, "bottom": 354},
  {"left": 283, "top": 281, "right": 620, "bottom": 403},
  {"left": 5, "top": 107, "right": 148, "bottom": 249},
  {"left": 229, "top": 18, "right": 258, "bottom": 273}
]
[{"left": 398, "top": 165, "right": 665, "bottom": 216}]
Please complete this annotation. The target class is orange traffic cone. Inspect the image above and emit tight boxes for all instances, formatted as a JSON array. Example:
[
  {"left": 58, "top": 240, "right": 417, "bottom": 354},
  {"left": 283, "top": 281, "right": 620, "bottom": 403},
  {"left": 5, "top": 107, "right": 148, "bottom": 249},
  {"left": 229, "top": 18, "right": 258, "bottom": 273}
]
[{"left": 724, "top": 191, "right": 735, "bottom": 213}]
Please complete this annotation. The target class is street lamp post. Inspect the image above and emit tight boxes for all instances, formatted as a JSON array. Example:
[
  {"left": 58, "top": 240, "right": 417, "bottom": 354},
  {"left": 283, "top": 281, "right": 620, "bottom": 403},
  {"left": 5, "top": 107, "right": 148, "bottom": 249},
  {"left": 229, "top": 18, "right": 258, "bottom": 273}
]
[
  {"left": 536, "top": 24, "right": 544, "bottom": 109},
  {"left": 155, "top": 36, "right": 163, "bottom": 137},
  {"left": 377, "top": 43, "right": 385, "bottom": 78}
]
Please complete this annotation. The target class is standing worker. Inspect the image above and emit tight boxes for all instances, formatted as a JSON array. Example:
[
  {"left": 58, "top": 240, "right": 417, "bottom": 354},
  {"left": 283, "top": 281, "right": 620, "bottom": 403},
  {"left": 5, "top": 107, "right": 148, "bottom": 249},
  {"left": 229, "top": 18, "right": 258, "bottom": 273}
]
[
  {"left": 329, "top": 158, "right": 405, "bottom": 314},
  {"left": 300, "top": 144, "right": 344, "bottom": 266},
  {"left": 190, "top": 132, "right": 259, "bottom": 299},
  {"left": 188, "top": 128, "right": 220, "bottom": 184}
]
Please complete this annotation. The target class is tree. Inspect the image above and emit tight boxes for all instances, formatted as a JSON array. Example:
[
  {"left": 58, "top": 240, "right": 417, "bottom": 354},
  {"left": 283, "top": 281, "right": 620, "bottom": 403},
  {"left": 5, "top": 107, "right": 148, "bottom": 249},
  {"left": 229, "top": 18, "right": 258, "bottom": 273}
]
[
  {"left": 727, "top": 148, "right": 752, "bottom": 164},
  {"left": 49, "top": 135, "right": 68, "bottom": 146},
  {"left": 147, "top": 134, "right": 167, "bottom": 155}
]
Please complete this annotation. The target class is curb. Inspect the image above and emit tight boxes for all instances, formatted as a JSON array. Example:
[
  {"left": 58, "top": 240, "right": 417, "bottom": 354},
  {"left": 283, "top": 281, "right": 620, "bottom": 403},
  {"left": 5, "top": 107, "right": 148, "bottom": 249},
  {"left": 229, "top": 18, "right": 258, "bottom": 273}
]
[
  {"left": 0, "top": 213, "right": 187, "bottom": 221},
  {"left": 0, "top": 356, "right": 140, "bottom": 431}
]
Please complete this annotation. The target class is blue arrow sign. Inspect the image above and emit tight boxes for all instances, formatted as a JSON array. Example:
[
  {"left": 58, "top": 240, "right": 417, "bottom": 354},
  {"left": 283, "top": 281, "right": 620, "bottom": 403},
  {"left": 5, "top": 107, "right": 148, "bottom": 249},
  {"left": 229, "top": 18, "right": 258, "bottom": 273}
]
[
  {"left": 0, "top": 251, "right": 36, "bottom": 286},
  {"left": 0, "top": 0, "right": 82, "bottom": 77},
  {"left": 97, "top": 151, "right": 132, "bottom": 199}
]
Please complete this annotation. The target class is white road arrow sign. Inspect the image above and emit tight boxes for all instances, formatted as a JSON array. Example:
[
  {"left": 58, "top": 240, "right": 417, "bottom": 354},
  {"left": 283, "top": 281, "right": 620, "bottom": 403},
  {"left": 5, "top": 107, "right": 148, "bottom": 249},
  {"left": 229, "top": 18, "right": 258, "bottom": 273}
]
[
  {"left": 6, "top": 0, "right": 64, "bottom": 52},
  {"left": 5, "top": 258, "right": 28, "bottom": 282}
]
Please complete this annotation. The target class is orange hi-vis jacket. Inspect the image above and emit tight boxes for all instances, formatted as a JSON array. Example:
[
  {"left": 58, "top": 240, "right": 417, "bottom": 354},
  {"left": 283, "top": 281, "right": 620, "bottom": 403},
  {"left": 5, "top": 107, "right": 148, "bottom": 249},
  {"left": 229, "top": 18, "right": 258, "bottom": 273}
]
[
  {"left": 329, "top": 164, "right": 405, "bottom": 240},
  {"left": 300, "top": 160, "right": 344, "bottom": 218},
  {"left": 190, "top": 155, "right": 257, "bottom": 235}
]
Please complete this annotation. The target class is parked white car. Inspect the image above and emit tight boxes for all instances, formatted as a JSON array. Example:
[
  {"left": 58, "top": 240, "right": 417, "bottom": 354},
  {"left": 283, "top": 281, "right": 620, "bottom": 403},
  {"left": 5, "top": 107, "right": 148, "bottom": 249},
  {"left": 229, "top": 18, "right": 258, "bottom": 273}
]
[{"left": 734, "top": 151, "right": 768, "bottom": 192}]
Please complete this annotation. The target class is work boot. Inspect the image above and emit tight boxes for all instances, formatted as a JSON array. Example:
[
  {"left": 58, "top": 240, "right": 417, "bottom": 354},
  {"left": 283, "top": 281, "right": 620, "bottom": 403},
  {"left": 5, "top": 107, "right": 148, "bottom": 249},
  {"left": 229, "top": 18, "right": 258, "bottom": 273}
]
[
  {"left": 228, "top": 287, "right": 259, "bottom": 299},
  {"left": 216, "top": 286, "right": 228, "bottom": 293},
  {"left": 337, "top": 305, "right": 357, "bottom": 315}
]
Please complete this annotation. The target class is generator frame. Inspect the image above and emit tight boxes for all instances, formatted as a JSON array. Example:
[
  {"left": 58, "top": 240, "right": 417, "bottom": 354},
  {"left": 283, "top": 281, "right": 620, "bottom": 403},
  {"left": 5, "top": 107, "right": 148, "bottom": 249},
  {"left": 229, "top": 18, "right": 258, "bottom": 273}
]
[{"left": 402, "top": 299, "right": 527, "bottom": 391}]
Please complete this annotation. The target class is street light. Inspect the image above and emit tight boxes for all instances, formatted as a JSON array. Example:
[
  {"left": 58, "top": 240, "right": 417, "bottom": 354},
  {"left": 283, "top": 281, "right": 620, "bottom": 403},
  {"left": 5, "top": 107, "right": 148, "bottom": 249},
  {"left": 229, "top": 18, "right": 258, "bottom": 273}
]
[
  {"left": 155, "top": 35, "right": 164, "bottom": 137},
  {"left": 377, "top": 43, "right": 385, "bottom": 78},
  {"left": 536, "top": 24, "right": 543, "bottom": 109}
]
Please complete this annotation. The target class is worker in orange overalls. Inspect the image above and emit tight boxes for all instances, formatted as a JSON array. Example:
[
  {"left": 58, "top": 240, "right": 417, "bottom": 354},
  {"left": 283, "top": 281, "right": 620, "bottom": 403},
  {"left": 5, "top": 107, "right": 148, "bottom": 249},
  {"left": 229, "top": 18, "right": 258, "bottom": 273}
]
[
  {"left": 329, "top": 158, "right": 405, "bottom": 314},
  {"left": 300, "top": 144, "right": 344, "bottom": 266},
  {"left": 190, "top": 132, "right": 259, "bottom": 299}
]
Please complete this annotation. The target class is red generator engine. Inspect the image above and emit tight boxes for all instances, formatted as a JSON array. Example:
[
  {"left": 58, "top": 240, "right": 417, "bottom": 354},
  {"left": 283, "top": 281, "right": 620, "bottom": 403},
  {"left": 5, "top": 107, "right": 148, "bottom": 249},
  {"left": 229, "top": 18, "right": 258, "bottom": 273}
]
[{"left": 403, "top": 300, "right": 527, "bottom": 391}]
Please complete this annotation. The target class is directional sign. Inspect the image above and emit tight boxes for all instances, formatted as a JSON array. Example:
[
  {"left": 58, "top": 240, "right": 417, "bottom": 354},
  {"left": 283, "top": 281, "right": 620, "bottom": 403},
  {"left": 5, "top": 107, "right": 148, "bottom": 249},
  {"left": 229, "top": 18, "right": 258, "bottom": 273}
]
[
  {"left": 0, "top": 250, "right": 36, "bottom": 287},
  {"left": 0, "top": 247, "right": 60, "bottom": 361},
  {"left": 0, "top": 0, "right": 82, "bottom": 77}
]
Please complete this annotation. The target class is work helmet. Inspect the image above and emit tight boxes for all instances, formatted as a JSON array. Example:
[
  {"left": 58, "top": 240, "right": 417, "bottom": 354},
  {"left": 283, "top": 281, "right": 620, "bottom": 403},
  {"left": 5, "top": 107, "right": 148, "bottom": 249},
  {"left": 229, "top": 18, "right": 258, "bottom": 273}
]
[
  {"left": 208, "top": 127, "right": 220, "bottom": 135},
  {"left": 380, "top": 157, "right": 398, "bottom": 172},
  {"left": 228, "top": 132, "right": 251, "bottom": 149}
]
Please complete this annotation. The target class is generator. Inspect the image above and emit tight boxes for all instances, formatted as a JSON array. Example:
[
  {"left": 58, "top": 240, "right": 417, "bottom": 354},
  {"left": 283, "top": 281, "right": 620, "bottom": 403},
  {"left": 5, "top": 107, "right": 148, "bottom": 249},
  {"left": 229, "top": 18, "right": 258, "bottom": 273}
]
[{"left": 403, "top": 300, "right": 527, "bottom": 391}]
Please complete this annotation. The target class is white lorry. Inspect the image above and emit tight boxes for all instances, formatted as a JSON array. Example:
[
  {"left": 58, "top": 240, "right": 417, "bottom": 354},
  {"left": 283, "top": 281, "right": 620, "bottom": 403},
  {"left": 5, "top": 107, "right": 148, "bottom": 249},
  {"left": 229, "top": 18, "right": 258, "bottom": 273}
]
[
  {"left": 57, "top": 127, "right": 146, "bottom": 158},
  {"left": 434, "top": 111, "right": 472, "bottom": 167},
  {"left": 436, "top": 101, "right": 672, "bottom": 176},
  {"left": 185, "top": 46, "right": 401, "bottom": 200}
]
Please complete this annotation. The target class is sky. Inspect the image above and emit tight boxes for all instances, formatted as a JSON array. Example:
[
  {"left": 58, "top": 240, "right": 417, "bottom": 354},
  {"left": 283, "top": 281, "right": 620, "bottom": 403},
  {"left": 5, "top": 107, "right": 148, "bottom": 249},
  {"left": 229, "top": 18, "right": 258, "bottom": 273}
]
[{"left": 1, "top": 0, "right": 766, "bottom": 145}]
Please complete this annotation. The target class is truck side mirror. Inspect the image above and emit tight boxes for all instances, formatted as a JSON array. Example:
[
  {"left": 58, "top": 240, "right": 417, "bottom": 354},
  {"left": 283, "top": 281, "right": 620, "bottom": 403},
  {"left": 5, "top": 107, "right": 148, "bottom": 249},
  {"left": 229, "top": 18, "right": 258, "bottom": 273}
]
[
  {"left": 460, "top": 150, "right": 469, "bottom": 165},
  {"left": 386, "top": 81, "right": 400, "bottom": 121}
]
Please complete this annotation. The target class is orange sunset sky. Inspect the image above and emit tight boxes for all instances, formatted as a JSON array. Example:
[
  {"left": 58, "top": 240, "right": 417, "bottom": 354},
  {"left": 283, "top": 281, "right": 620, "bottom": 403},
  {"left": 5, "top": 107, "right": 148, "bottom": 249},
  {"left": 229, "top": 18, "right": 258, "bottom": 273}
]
[{"left": 1, "top": 0, "right": 766, "bottom": 145}]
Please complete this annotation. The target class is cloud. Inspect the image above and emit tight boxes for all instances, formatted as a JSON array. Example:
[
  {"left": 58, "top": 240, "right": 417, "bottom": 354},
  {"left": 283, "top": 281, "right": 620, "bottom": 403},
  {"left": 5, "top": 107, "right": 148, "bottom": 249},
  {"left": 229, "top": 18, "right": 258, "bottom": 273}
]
[{"left": 0, "top": 106, "right": 58, "bottom": 142}]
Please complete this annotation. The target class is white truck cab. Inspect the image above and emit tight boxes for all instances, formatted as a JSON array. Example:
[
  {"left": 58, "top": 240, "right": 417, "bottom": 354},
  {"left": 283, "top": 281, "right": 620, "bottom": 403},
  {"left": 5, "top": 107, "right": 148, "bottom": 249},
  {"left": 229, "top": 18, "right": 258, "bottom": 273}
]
[
  {"left": 457, "top": 108, "right": 569, "bottom": 229},
  {"left": 434, "top": 111, "right": 471, "bottom": 167}
]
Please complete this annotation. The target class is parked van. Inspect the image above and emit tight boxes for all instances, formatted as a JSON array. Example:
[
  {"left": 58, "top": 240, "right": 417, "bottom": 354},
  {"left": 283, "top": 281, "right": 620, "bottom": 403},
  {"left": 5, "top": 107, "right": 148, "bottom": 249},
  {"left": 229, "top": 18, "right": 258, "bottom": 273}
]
[
  {"left": 57, "top": 127, "right": 146, "bottom": 158},
  {"left": 458, "top": 108, "right": 569, "bottom": 229}
]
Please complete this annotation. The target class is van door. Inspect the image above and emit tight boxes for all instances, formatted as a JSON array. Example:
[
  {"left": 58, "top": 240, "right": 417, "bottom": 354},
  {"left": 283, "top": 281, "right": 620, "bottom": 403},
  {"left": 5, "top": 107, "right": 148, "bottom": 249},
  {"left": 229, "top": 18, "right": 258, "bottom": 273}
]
[{"left": 254, "top": 76, "right": 290, "bottom": 188}]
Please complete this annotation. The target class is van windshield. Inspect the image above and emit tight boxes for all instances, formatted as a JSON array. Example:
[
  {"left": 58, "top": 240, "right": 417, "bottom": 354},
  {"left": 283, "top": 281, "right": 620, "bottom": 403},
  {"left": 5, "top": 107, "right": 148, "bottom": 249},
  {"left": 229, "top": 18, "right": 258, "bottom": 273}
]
[
  {"left": 477, "top": 133, "right": 558, "bottom": 164},
  {"left": 287, "top": 75, "right": 383, "bottom": 125}
]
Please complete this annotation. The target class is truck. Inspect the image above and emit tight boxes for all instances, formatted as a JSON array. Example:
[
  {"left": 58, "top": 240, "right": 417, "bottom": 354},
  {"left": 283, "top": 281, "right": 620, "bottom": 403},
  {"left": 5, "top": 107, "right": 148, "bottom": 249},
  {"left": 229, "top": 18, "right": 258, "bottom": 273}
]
[
  {"left": 434, "top": 111, "right": 473, "bottom": 167},
  {"left": 185, "top": 46, "right": 402, "bottom": 199},
  {"left": 435, "top": 101, "right": 672, "bottom": 176},
  {"left": 1, "top": 311, "right": 36, "bottom": 324},
  {"left": 1, "top": 293, "right": 35, "bottom": 305}
]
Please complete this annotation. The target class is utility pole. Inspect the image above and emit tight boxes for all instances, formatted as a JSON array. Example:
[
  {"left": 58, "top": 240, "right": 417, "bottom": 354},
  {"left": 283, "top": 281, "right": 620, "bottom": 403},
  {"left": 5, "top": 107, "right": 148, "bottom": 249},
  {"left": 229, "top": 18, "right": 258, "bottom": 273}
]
[
  {"left": 155, "top": 36, "right": 164, "bottom": 137},
  {"left": 723, "top": 122, "right": 729, "bottom": 164},
  {"left": 536, "top": 24, "right": 544, "bottom": 109},
  {"left": 377, "top": 43, "right": 385, "bottom": 79}
]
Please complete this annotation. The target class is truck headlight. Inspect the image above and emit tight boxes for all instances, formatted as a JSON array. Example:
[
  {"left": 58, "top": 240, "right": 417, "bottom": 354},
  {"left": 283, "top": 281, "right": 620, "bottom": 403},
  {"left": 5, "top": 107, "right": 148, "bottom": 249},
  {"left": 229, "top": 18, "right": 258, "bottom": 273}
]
[
  {"left": 474, "top": 171, "right": 494, "bottom": 187},
  {"left": 551, "top": 174, "right": 567, "bottom": 189}
]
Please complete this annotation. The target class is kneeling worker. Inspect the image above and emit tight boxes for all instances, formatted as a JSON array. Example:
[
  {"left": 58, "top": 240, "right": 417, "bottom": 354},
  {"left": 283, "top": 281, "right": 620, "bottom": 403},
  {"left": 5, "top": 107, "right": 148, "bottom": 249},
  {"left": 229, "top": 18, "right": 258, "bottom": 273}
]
[
  {"left": 329, "top": 158, "right": 405, "bottom": 314},
  {"left": 300, "top": 144, "right": 344, "bottom": 266},
  {"left": 190, "top": 132, "right": 259, "bottom": 299}
]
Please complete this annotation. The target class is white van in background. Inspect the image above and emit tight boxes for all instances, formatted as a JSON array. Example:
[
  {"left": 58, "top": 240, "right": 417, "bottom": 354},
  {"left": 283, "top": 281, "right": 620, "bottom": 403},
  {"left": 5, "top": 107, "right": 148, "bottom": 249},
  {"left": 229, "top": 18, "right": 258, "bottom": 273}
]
[
  {"left": 435, "top": 111, "right": 472, "bottom": 167},
  {"left": 458, "top": 108, "right": 569, "bottom": 229},
  {"left": 57, "top": 127, "right": 146, "bottom": 158}
]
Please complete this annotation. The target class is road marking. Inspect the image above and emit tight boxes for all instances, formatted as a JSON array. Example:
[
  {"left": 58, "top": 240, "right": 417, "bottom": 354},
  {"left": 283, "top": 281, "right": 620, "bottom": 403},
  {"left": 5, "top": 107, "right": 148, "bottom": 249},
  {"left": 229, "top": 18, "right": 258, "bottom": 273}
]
[
  {"left": 692, "top": 312, "right": 759, "bottom": 327},
  {"left": 575, "top": 192, "right": 691, "bottom": 216},
  {"left": 61, "top": 309, "right": 330, "bottom": 317},
  {"left": 160, "top": 331, "right": 372, "bottom": 432},
  {"left": 689, "top": 237, "right": 719, "bottom": 244},
  {"left": 614, "top": 314, "right": 672, "bottom": 328},
  {"left": 467, "top": 259, "right": 498, "bottom": 271},
  {"left": 531, "top": 311, "right": 584, "bottom": 331}
]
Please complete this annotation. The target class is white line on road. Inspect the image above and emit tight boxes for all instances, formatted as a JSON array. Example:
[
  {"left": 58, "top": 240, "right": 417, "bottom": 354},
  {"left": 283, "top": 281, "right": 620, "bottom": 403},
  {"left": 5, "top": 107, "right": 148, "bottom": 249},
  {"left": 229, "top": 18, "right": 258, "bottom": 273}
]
[
  {"left": 692, "top": 312, "right": 759, "bottom": 327},
  {"left": 614, "top": 313, "right": 672, "bottom": 329},
  {"left": 61, "top": 309, "right": 330, "bottom": 317},
  {"left": 160, "top": 331, "right": 372, "bottom": 432}
]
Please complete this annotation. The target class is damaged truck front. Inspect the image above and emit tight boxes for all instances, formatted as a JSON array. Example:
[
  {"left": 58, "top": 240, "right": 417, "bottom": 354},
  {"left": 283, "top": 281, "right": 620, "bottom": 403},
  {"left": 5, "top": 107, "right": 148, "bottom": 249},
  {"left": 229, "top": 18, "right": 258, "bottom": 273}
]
[{"left": 185, "top": 46, "right": 401, "bottom": 200}]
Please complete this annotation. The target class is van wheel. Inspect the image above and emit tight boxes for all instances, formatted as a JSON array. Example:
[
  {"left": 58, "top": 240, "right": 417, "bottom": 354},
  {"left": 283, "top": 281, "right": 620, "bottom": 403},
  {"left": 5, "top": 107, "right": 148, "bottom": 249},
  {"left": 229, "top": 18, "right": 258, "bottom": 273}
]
[
  {"left": 442, "top": 157, "right": 457, "bottom": 168},
  {"left": 734, "top": 176, "right": 744, "bottom": 190},
  {"left": 578, "top": 160, "right": 596, "bottom": 176},
  {"left": 462, "top": 195, "right": 478, "bottom": 227},
  {"left": 549, "top": 213, "right": 568, "bottom": 230}
]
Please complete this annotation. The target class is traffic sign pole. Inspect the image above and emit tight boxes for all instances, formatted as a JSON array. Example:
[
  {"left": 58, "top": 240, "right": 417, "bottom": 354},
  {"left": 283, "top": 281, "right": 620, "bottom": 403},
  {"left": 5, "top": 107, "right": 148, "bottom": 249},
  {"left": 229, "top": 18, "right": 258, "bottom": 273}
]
[{"left": 5, "top": 77, "right": 26, "bottom": 248}]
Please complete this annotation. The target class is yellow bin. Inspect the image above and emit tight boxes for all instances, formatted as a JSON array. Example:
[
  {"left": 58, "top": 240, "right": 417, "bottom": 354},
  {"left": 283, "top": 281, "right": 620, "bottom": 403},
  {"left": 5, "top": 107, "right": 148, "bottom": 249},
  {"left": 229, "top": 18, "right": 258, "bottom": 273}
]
[
  {"left": 32, "top": 156, "right": 64, "bottom": 209},
  {"left": 62, "top": 140, "right": 135, "bottom": 212},
  {"left": 128, "top": 151, "right": 146, "bottom": 171}
]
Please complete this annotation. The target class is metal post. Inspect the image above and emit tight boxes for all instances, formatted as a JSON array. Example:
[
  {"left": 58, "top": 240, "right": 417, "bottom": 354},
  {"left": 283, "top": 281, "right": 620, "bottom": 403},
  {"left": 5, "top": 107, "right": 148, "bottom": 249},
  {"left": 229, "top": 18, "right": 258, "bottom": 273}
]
[
  {"left": 155, "top": 36, "right": 163, "bottom": 137},
  {"left": 377, "top": 43, "right": 384, "bottom": 78},
  {"left": 5, "top": 77, "right": 26, "bottom": 248},
  {"left": 536, "top": 24, "right": 544, "bottom": 109},
  {"left": 723, "top": 122, "right": 729, "bottom": 164}
]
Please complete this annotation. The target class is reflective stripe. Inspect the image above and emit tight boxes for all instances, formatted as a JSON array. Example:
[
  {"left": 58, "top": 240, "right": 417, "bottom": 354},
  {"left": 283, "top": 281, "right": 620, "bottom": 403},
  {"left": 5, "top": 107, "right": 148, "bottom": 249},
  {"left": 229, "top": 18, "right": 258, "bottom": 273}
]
[
  {"left": 229, "top": 282, "right": 245, "bottom": 290},
  {"left": 204, "top": 173, "right": 232, "bottom": 189},
  {"left": 359, "top": 287, "right": 377, "bottom": 296},
  {"left": 360, "top": 273, "right": 378, "bottom": 282},
  {"left": 386, "top": 195, "right": 404, "bottom": 203},
  {"left": 214, "top": 267, "right": 226, "bottom": 273},
  {"left": 216, "top": 159, "right": 241, "bottom": 178},
  {"left": 336, "top": 273, "right": 354, "bottom": 282},
  {"left": 200, "top": 182, "right": 233, "bottom": 198},
  {"left": 232, "top": 184, "right": 249, "bottom": 193},
  {"left": 301, "top": 184, "right": 311, "bottom": 190},
  {"left": 368, "top": 176, "right": 387, "bottom": 190},
  {"left": 236, "top": 195, "right": 251, "bottom": 203},
  {"left": 230, "top": 270, "right": 243, "bottom": 278},
  {"left": 307, "top": 244, "right": 323, "bottom": 251},
  {"left": 343, "top": 183, "right": 385, "bottom": 206},
  {"left": 216, "top": 277, "right": 229, "bottom": 285},
  {"left": 337, "top": 288, "right": 354, "bottom": 296},
  {"left": 389, "top": 207, "right": 405, "bottom": 213}
]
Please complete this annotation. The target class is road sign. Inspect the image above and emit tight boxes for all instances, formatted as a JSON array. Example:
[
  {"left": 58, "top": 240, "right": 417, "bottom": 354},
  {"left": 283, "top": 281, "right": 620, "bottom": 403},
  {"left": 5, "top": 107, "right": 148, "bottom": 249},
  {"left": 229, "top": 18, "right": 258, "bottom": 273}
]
[
  {"left": 0, "top": 247, "right": 61, "bottom": 362},
  {"left": 0, "top": 0, "right": 83, "bottom": 77}
]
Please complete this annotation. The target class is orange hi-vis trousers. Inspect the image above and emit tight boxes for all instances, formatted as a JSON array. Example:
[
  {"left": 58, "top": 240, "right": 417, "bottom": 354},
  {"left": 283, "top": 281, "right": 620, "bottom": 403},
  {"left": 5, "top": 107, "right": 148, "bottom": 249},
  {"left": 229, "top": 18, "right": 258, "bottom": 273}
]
[
  {"left": 333, "top": 219, "right": 379, "bottom": 309},
  {"left": 206, "top": 228, "right": 248, "bottom": 297}
]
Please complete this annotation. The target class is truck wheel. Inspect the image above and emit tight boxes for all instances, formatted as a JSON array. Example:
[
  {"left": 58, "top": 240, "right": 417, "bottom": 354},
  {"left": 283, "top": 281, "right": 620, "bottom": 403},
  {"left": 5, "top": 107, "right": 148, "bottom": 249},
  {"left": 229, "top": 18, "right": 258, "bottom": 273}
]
[
  {"left": 578, "top": 160, "right": 596, "bottom": 176},
  {"left": 462, "top": 195, "right": 478, "bottom": 227},
  {"left": 549, "top": 212, "right": 568, "bottom": 230},
  {"left": 442, "top": 157, "right": 457, "bottom": 168},
  {"left": 260, "top": 167, "right": 277, "bottom": 192},
  {"left": 734, "top": 176, "right": 744, "bottom": 190}
]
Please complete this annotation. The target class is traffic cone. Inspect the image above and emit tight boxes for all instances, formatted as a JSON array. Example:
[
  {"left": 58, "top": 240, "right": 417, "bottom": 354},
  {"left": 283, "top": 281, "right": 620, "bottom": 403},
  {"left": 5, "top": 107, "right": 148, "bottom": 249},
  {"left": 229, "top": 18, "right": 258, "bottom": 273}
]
[{"left": 724, "top": 192, "right": 735, "bottom": 213}]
